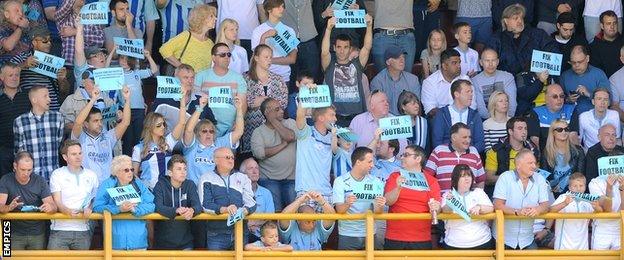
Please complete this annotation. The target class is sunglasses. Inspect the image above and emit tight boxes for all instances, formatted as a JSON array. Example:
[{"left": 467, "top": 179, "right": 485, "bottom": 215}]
[
  {"left": 214, "top": 52, "right": 232, "bottom": 58},
  {"left": 35, "top": 38, "right": 51, "bottom": 44},
  {"left": 155, "top": 121, "right": 167, "bottom": 128},
  {"left": 550, "top": 94, "right": 565, "bottom": 99},
  {"left": 553, "top": 127, "right": 571, "bottom": 133},
  {"left": 121, "top": 168, "right": 134, "bottom": 173},
  {"left": 200, "top": 129, "right": 215, "bottom": 134}
]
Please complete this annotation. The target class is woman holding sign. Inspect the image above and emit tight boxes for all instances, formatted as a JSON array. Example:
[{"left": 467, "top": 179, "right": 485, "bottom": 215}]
[
  {"left": 441, "top": 164, "right": 494, "bottom": 250},
  {"left": 93, "top": 155, "right": 155, "bottom": 250}
]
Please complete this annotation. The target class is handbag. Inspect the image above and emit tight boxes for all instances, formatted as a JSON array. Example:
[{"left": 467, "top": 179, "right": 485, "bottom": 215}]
[{"left": 163, "top": 31, "right": 192, "bottom": 76}]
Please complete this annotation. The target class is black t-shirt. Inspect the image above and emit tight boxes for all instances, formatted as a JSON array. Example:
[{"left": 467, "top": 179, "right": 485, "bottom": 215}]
[{"left": 0, "top": 173, "right": 51, "bottom": 235}]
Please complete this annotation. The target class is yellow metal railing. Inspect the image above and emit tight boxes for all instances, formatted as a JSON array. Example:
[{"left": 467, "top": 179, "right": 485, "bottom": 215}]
[{"left": 1, "top": 211, "right": 622, "bottom": 259}]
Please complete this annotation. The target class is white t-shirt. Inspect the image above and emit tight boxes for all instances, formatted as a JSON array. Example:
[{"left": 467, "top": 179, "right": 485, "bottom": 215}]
[
  {"left": 454, "top": 46, "right": 481, "bottom": 76},
  {"left": 49, "top": 167, "right": 98, "bottom": 231},
  {"left": 229, "top": 44, "right": 250, "bottom": 74},
  {"left": 216, "top": 0, "right": 264, "bottom": 40},
  {"left": 583, "top": 0, "right": 622, "bottom": 17},
  {"left": 552, "top": 194, "right": 594, "bottom": 250},
  {"left": 441, "top": 188, "right": 493, "bottom": 248},
  {"left": 579, "top": 109, "right": 621, "bottom": 151},
  {"left": 589, "top": 178, "right": 621, "bottom": 236},
  {"left": 251, "top": 22, "right": 297, "bottom": 82}
]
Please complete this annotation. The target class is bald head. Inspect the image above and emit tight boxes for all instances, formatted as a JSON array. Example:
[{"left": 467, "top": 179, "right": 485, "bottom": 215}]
[
  {"left": 214, "top": 147, "right": 235, "bottom": 174},
  {"left": 369, "top": 91, "right": 389, "bottom": 117},
  {"left": 599, "top": 124, "right": 617, "bottom": 151},
  {"left": 545, "top": 84, "right": 564, "bottom": 112}
]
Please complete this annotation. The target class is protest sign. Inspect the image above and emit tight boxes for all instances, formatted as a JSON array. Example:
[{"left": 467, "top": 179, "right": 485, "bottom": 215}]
[
  {"left": 351, "top": 179, "right": 384, "bottom": 201},
  {"left": 530, "top": 50, "right": 563, "bottom": 76},
  {"left": 156, "top": 76, "right": 182, "bottom": 99},
  {"left": 379, "top": 115, "right": 413, "bottom": 141},
  {"left": 267, "top": 22, "right": 300, "bottom": 57},
  {"left": 94, "top": 67, "right": 124, "bottom": 91},
  {"left": 106, "top": 185, "right": 141, "bottom": 206},
  {"left": 332, "top": 0, "right": 354, "bottom": 10},
  {"left": 445, "top": 189, "right": 471, "bottom": 222},
  {"left": 101, "top": 104, "right": 119, "bottom": 130},
  {"left": 30, "top": 51, "right": 65, "bottom": 79},
  {"left": 208, "top": 86, "right": 234, "bottom": 108},
  {"left": 334, "top": 10, "right": 366, "bottom": 28},
  {"left": 227, "top": 207, "right": 245, "bottom": 226},
  {"left": 336, "top": 127, "right": 359, "bottom": 142},
  {"left": 80, "top": 2, "right": 108, "bottom": 25},
  {"left": 598, "top": 155, "right": 624, "bottom": 177},
  {"left": 400, "top": 169, "right": 430, "bottom": 191},
  {"left": 299, "top": 85, "right": 331, "bottom": 108},
  {"left": 567, "top": 192, "right": 601, "bottom": 202},
  {"left": 114, "top": 37, "right": 145, "bottom": 59}
]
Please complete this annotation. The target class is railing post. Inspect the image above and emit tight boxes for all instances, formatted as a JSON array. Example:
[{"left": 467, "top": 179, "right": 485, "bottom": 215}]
[
  {"left": 365, "top": 211, "right": 374, "bottom": 260},
  {"left": 495, "top": 210, "right": 505, "bottom": 260},
  {"left": 620, "top": 210, "right": 624, "bottom": 260},
  {"left": 235, "top": 219, "right": 244, "bottom": 260},
  {"left": 104, "top": 211, "right": 112, "bottom": 260}
]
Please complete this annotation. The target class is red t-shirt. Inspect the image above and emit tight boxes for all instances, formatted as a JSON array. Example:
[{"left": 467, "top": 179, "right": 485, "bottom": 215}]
[{"left": 384, "top": 171, "right": 441, "bottom": 242}]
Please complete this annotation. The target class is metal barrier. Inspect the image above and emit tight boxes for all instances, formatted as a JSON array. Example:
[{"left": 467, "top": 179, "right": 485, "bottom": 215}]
[{"left": 1, "top": 210, "right": 622, "bottom": 260}]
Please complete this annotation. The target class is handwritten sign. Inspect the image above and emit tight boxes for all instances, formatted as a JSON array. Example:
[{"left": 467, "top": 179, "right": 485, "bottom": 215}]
[
  {"left": 331, "top": 0, "right": 354, "bottom": 10},
  {"left": 156, "top": 76, "right": 182, "bottom": 99},
  {"left": 114, "top": 37, "right": 145, "bottom": 59},
  {"left": 299, "top": 85, "right": 331, "bottom": 108},
  {"left": 336, "top": 127, "right": 358, "bottom": 142},
  {"left": 530, "top": 50, "right": 563, "bottom": 76},
  {"left": 445, "top": 189, "right": 471, "bottom": 222},
  {"left": 30, "top": 51, "right": 65, "bottom": 79},
  {"left": 106, "top": 185, "right": 141, "bottom": 206},
  {"left": 101, "top": 104, "right": 119, "bottom": 130},
  {"left": 567, "top": 191, "right": 601, "bottom": 202},
  {"left": 94, "top": 67, "right": 124, "bottom": 91},
  {"left": 267, "top": 22, "right": 300, "bottom": 57},
  {"left": 351, "top": 179, "right": 384, "bottom": 201},
  {"left": 379, "top": 115, "right": 412, "bottom": 141},
  {"left": 208, "top": 86, "right": 234, "bottom": 108},
  {"left": 80, "top": 2, "right": 108, "bottom": 25},
  {"left": 227, "top": 207, "right": 245, "bottom": 226},
  {"left": 598, "top": 155, "right": 624, "bottom": 177},
  {"left": 400, "top": 169, "right": 430, "bottom": 191},
  {"left": 334, "top": 10, "right": 366, "bottom": 28}
]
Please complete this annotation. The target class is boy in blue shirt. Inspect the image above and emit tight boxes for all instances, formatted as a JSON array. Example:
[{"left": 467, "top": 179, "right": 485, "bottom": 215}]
[{"left": 279, "top": 191, "right": 335, "bottom": 250}]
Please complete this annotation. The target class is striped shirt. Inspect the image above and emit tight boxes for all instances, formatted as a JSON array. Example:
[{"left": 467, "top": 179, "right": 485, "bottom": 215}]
[
  {"left": 55, "top": 0, "right": 104, "bottom": 65},
  {"left": 158, "top": 0, "right": 201, "bottom": 42},
  {"left": 482, "top": 118, "right": 508, "bottom": 151},
  {"left": 407, "top": 116, "right": 428, "bottom": 150},
  {"left": 127, "top": 0, "right": 160, "bottom": 33},
  {"left": 425, "top": 144, "right": 485, "bottom": 195},
  {"left": 0, "top": 90, "right": 32, "bottom": 149},
  {"left": 11, "top": 51, "right": 62, "bottom": 111},
  {"left": 13, "top": 111, "right": 65, "bottom": 181}
]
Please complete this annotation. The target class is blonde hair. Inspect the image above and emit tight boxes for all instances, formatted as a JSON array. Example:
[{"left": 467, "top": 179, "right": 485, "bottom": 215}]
[
  {"left": 188, "top": 4, "right": 216, "bottom": 33},
  {"left": 193, "top": 119, "right": 216, "bottom": 136},
  {"left": 140, "top": 112, "right": 170, "bottom": 158},
  {"left": 487, "top": 91, "right": 509, "bottom": 118},
  {"left": 545, "top": 119, "right": 571, "bottom": 168},
  {"left": 111, "top": 155, "right": 133, "bottom": 177},
  {"left": 427, "top": 29, "right": 447, "bottom": 55},
  {"left": 0, "top": 0, "right": 21, "bottom": 24},
  {"left": 501, "top": 4, "right": 525, "bottom": 31},
  {"left": 216, "top": 18, "right": 240, "bottom": 45}
]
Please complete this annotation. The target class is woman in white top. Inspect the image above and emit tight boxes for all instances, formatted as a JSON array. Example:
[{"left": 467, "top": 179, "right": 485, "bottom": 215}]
[
  {"left": 442, "top": 164, "right": 494, "bottom": 249},
  {"left": 216, "top": 18, "right": 250, "bottom": 74},
  {"left": 482, "top": 91, "right": 510, "bottom": 150}
]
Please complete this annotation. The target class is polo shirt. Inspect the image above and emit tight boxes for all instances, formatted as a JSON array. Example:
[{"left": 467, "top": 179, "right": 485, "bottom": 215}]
[
  {"left": 279, "top": 220, "right": 334, "bottom": 251},
  {"left": 370, "top": 69, "right": 421, "bottom": 116},
  {"left": 589, "top": 177, "right": 621, "bottom": 236},
  {"left": 492, "top": 170, "right": 550, "bottom": 249},
  {"left": 577, "top": 109, "right": 621, "bottom": 150},
  {"left": 75, "top": 129, "right": 118, "bottom": 184},
  {"left": 425, "top": 144, "right": 485, "bottom": 195},
  {"left": 0, "top": 90, "right": 31, "bottom": 149},
  {"left": 49, "top": 166, "right": 98, "bottom": 231},
  {"left": 421, "top": 70, "right": 478, "bottom": 114},
  {"left": 183, "top": 133, "right": 236, "bottom": 186},
  {"left": 332, "top": 172, "right": 383, "bottom": 237},
  {"left": 384, "top": 171, "right": 441, "bottom": 242},
  {"left": 295, "top": 124, "right": 333, "bottom": 196},
  {"left": 552, "top": 194, "right": 593, "bottom": 250}
]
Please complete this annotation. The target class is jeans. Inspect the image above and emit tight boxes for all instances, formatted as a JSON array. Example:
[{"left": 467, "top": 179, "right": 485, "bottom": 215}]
[
  {"left": 206, "top": 230, "right": 233, "bottom": 250},
  {"left": 47, "top": 230, "right": 92, "bottom": 250},
  {"left": 372, "top": 32, "right": 416, "bottom": 72},
  {"left": 289, "top": 38, "right": 321, "bottom": 93},
  {"left": 257, "top": 179, "right": 296, "bottom": 211},
  {"left": 12, "top": 233, "right": 46, "bottom": 250},
  {"left": 413, "top": 5, "right": 441, "bottom": 57},
  {"left": 122, "top": 109, "right": 146, "bottom": 156},
  {"left": 455, "top": 17, "right": 493, "bottom": 45}
]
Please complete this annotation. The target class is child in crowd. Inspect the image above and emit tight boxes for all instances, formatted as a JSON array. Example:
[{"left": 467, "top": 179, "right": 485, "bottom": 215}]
[
  {"left": 551, "top": 172, "right": 604, "bottom": 250},
  {"left": 332, "top": 130, "right": 353, "bottom": 178},
  {"left": 244, "top": 221, "right": 294, "bottom": 251},
  {"left": 453, "top": 22, "right": 480, "bottom": 77},
  {"left": 286, "top": 71, "right": 314, "bottom": 124},
  {"left": 421, "top": 29, "right": 446, "bottom": 79}
]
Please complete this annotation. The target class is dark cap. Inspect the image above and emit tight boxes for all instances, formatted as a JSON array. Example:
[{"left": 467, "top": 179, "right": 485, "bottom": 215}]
[
  {"left": 384, "top": 47, "right": 407, "bottom": 61},
  {"left": 85, "top": 46, "right": 107, "bottom": 58},
  {"left": 557, "top": 12, "right": 575, "bottom": 24},
  {"left": 29, "top": 26, "right": 50, "bottom": 39}
]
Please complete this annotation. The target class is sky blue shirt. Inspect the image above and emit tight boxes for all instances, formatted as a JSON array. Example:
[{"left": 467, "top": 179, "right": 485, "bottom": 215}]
[
  {"left": 194, "top": 69, "right": 248, "bottom": 136},
  {"left": 76, "top": 129, "right": 117, "bottom": 184},
  {"left": 279, "top": 220, "right": 334, "bottom": 251},
  {"left": 493, "top": 170, "right": 550, "bottom": 249},
  {"left": 371, "top": 157, "right": 401, "bottom": 183},
  {"left": 295, "top": 124, "right": 333, "bottom": 196},
  {"left": 183, "top": 133, "right": 236, "bottom": 186},
  {"left": 332, "top": 172, "right": 382, "bottom": 237},
  {"left": 332, "top": 148, "right": 352, "bottom": 178}
]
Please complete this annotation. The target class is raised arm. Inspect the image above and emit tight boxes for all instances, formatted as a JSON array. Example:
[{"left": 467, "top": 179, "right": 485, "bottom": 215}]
[
  {"left": 114, "top": 87, "right": 132, "bottom": 138},
  {"left": 320, "top": 17, "right": 335, "bottom": 71},
  {"left": 358, "top": 14, "right": 373, "bottom": 67},
  {"left": 144, "top": 50, "right": 159, "bottom": 75},
  {"left": 74, "top": 17, "right": 86, "bottom": 67},
  {"left": 183, "top": 94, "right": 207, "bottom": 146},
  {"left": 231, "top": 96, "right": 245, "bottom": 144},
  {"left": 171, "top": 89, "right": 189, "bottom": 140}
]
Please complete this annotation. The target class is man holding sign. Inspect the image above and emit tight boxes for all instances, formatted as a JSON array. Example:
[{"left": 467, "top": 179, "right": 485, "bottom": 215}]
[
  {"left": 589, "top": 169, "right": 624, "bottom": 250},
  {"left": 332, "top": 147, "right": 385, "bottom": 250},
  {"left": 104, "top": 0, "right": 143, "bottom": 56},
  {"left": 585, "top": 124, "right": 624, "bottom": 181},
  {"left": 60, "top": 68, "right": 117, "bottom": 130}
]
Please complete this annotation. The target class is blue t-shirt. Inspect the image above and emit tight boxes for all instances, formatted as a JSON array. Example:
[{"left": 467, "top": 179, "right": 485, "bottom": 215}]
[
  {"left": 332, "top": 172, "right": 382, "bottom": 237},
  {"left": 279, "top": 220, "right": 334, "bottom": 251},
  {"left": 76, "top": 129, "right": 117, "bottom": 184},
  {"left": 183, "top": 133, "right": 236, "bottom": 186},
  {"left": 194, "top": 69, "right": 248, "bottom": 136},
  {"left": 121, "top": 69, "right": 153, "bottom": 109},
  {"left": 252, "top": 185, "right": 275, "bottom": 237},
  {"left": 295, "top": 124, "right": 333, "bottom": 196},
  {"left": 551, "top": 153, "right": 572, "bottom": 193},
  {"left": 332, "top": 148, "right": 352, "bottom": 178},
  {"left": 560, "top": 65, "right": 610, "bottom": 114},
  {"left": 371, "top": 157, "right": 401, "bottom": 183}
]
